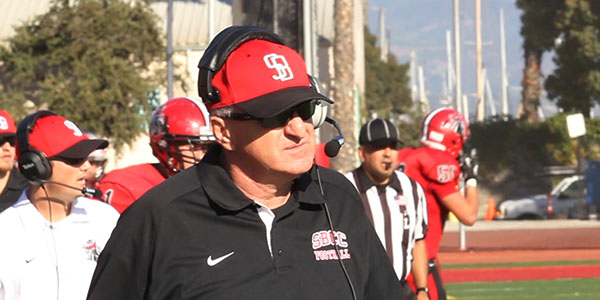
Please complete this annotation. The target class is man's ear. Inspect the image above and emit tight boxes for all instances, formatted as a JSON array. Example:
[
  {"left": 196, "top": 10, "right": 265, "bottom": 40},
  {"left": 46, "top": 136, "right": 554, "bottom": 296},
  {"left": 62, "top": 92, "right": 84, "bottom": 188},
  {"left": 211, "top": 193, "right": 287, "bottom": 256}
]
[
  {"left": 210, "top": 116, "right": 233, "bottom": 151},
  {"left": 358, "top": 145, "right": 366, "bottom": 163}
]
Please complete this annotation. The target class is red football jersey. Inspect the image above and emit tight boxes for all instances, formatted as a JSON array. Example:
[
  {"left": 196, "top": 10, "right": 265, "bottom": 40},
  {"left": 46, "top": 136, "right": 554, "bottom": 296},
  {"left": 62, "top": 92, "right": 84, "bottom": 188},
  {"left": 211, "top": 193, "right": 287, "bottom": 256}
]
[
  {"left": 397, "top": 147, "right": 461, "bottom": 259},
  {"left": 97, "top": 163, "right": 167, "bottom": 213}
]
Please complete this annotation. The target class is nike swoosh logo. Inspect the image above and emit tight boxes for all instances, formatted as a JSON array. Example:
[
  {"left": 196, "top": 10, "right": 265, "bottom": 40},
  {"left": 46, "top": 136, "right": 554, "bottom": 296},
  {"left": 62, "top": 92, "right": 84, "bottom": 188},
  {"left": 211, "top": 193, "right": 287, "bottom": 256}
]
[
  {"left": 25, "top": 257, "right": 35, "bottom": 263},
  {"left": 207, "top": 251, "right": 235, "bottom": 267}
]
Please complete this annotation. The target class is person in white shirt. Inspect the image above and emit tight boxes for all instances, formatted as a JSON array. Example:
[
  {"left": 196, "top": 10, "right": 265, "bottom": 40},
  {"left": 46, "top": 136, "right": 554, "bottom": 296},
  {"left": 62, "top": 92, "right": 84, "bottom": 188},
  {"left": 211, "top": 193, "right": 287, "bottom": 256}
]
[
  {"left": 0, "top": 111, "right": 119, "bottom": 300},
  {"left": 0, "top": 109, "right": 28, "bottom": 212}
]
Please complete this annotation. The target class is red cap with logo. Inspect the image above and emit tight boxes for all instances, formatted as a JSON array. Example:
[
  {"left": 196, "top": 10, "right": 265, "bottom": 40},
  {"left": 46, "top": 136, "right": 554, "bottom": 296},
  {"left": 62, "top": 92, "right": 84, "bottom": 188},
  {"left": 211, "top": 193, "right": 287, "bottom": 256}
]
[
  {"left": 0, "top": 109, "right": 17, "bottom": 137},
  {"left": 23, "top": 115, "right": 108, "bottom": 160},
  {"left": 209, "top": 39, "right": 332, "bottom": 118}
]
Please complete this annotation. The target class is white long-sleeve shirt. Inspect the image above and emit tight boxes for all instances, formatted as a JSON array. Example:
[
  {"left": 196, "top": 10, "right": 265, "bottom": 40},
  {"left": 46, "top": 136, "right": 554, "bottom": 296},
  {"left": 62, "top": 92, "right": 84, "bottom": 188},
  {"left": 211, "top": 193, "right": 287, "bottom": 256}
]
[{"left": 0, "top": 190, "right": 119, "bottom": 300}]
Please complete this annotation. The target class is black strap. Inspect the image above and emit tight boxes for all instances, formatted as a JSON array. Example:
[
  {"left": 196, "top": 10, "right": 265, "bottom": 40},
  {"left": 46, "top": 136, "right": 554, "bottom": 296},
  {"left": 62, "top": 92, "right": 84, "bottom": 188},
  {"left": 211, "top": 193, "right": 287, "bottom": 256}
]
[
  {"left": 428, "top": 259, "right": 447, "bottom": 300},
  {"left": 409, "top": 177, "right": 428, "bottom": 237},
  {"left": 393, "top": 172, "right": 411, "bottom": 280},
  {"left": 351, "top": 170, "right": 373, "bottom": 224},
  {"left": 376, "top": 185, "right": 394, "bottom": 264}
]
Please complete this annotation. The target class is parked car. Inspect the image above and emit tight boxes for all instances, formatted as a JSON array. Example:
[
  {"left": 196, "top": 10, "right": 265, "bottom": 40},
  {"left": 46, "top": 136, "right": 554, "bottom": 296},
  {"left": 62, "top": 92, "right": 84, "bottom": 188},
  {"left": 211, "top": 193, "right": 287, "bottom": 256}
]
[{"left": 495, "top": 175, "right": 589, "bottom": 220}]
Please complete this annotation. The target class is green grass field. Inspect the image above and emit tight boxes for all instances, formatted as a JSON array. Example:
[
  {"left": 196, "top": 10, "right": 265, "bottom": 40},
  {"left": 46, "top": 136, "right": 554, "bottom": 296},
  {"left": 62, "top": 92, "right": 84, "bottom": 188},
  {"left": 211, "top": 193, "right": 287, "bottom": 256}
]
[
  {"left": 446, "top": 278, "right": 600, "bottom": 300},
  {"left": 443, "top": 260, "right": 600, "bottom": 270}
]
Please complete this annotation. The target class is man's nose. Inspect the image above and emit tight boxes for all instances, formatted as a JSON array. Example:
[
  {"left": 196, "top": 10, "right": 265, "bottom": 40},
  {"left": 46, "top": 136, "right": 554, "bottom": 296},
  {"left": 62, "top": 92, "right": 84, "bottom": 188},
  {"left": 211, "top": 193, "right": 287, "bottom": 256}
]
[{"left": 284, "top": 113, "right": 308, "bottom": 139}]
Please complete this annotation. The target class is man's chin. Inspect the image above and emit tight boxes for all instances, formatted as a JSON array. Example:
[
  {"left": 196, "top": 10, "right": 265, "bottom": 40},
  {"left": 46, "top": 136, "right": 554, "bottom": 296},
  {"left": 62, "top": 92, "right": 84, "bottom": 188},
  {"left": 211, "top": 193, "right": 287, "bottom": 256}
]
[
  {"left": 0, "top": 165, "right": 13, "bottom": 173},
  {"left": 282, "top": 159, "right": 314, "bottom": 177},
  {"left": 373, "top": 170, "right": 394, "bottom": 183}
]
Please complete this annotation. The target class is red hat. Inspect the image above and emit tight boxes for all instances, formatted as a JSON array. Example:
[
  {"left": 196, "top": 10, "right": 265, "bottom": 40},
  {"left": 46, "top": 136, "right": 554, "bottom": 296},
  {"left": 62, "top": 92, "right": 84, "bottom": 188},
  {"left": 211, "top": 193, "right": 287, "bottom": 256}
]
[
  {"left": 209, "top": 39, "right": 333, "bottom": 118},
  {"left": 25, "top": 115, "right": 108, "bottom": 160},
  {"left": 0, "top": 109, "right": 17, "bottom": 137}
]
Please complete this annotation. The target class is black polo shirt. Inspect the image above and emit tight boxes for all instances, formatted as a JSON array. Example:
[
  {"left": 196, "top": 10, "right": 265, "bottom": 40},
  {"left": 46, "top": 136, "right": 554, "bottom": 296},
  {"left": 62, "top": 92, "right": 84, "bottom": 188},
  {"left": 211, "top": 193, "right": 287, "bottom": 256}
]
[
  {"left": 0, "top": 169, "right": 28, "bottom": 212},
  {"left": 88, "top": 145, "right": 404, "bottom": 300}
]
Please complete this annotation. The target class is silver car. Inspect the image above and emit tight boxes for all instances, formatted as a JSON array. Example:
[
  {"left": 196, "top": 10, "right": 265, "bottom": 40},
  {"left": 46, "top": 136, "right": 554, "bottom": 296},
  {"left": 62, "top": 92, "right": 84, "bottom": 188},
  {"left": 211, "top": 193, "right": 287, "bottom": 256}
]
[{"left": 496, "top": 175, "right": 588, "bottom": 220}]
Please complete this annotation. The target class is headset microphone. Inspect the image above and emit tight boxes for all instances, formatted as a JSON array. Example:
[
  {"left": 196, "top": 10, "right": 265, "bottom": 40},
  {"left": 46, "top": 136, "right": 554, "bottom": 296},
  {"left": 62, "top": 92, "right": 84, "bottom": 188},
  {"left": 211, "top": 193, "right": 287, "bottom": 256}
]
[
  {"left": 324, "top": 117, "right": 345, "bottom": 158},
  {"left": 39, "top": 180, "right": 103, "bottom": 199},
  {"left": 83, "top": 187, "right": 103, "bottom": 199}
]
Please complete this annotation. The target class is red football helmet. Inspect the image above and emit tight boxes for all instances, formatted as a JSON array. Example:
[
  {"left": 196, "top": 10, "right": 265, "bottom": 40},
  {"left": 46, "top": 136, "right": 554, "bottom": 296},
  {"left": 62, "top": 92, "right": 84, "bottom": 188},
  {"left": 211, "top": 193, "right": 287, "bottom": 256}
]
[
  {"left": 420, "top": 107, "right": 469, "bottom": 158},
  {"left": 149, "top": 97, "right": 215, "bottom": 175}
]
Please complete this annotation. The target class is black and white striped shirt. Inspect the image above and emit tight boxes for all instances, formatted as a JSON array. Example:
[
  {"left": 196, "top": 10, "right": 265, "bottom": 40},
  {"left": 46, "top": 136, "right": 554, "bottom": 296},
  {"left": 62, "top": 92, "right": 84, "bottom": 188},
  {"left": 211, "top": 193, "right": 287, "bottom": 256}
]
[{"left": 345, "top": 167, "right": 428, "bottom": 281}]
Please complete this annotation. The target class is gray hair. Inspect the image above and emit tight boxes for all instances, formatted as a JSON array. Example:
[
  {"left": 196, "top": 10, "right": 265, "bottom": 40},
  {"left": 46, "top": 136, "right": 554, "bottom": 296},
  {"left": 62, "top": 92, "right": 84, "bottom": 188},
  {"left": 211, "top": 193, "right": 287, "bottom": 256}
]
[{"left": 209, "top": 106, "right": 236, "bottom": 118}]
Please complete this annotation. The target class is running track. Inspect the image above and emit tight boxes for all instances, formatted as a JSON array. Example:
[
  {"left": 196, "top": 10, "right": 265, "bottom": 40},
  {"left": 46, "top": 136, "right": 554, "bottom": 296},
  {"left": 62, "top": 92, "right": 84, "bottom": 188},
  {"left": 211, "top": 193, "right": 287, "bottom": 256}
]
[{"left": 437, "top": 221, "right": 600, "bottom": 282}]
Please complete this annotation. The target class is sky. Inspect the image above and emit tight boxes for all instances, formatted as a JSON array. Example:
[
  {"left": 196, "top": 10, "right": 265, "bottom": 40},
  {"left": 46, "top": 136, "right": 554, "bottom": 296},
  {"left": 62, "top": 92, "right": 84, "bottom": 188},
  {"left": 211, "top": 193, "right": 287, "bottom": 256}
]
[{"left": 366, "top": 0, "right": 560, "bottom": 120}]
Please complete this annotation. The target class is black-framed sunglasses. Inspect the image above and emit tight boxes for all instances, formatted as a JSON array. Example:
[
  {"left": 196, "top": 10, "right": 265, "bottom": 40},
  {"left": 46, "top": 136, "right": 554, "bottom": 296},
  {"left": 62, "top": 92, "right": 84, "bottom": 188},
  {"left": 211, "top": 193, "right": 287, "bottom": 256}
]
[
  {"left": 50, "top": 156, "right": 88, "bottom": 166},
  {"left": 0, "top": 135, "right": 16, "bottom": 147},
  {"left": 173, "top": 140, "right": 213, "bottom": 152},
  {"left": 225, "top": 100, "right": 316, "bottom": 128}
]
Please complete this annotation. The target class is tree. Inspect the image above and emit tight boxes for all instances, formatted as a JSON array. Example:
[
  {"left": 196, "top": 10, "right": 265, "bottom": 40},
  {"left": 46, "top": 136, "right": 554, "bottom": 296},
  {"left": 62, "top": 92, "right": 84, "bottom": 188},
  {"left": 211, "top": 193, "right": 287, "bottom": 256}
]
[
  {"left": 363, "top": 27, "right": 411, "bottom": 117},
  {"left": 545, "top": 0, "right": 600, "bottom": 117},
  {"left": 518, "top": 0, "right": 600, "bottom": 118},
  {"left": 330, "top": 0, "right": 358, "bottom": 173},
  {"left": 362, "top": 26, "right": 418, "bottom": 147},
  {"left": 0, "top": 0, "right": 164, "bottom": 151},
  {"left": 516, "top": 0, "right": 563, "bottom": 123}
]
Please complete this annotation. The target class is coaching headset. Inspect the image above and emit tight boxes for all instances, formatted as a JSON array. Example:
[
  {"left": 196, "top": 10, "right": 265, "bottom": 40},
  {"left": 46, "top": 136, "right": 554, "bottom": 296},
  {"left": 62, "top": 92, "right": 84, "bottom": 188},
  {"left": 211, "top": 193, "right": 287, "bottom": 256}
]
[
  {"left": 17, "top": 110, "right": 56, "bottom": 182},
  {"left": 197, "top": 25, "right": 343, "bottom": 156},
  {"left": 16, "top": 110, "right": 102, "bottom": 198}
]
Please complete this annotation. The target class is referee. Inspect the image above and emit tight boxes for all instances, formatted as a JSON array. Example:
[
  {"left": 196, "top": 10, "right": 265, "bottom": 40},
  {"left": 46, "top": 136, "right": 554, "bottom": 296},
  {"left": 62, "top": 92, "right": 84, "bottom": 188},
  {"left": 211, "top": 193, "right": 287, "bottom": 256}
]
[{"left": 345, "top": 118, "right": 430, "bottom": 300}]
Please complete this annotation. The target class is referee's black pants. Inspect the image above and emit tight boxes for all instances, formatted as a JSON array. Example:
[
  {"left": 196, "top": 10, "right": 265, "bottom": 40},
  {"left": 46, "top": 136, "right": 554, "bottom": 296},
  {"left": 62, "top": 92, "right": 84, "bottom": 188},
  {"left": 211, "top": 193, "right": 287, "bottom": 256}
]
[{"left": 429, "top": 259, "right": 447, "bottom": 300}]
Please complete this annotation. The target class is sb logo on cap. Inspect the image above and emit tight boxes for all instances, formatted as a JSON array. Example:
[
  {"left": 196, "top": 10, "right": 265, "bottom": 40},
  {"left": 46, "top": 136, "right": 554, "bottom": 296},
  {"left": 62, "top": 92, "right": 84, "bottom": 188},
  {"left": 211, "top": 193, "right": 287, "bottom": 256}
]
[
  {"left": 263, "top": 53, "right": 294, "bottom": 82},
  {"left": 64, "top": 120, "right": 83, "bottom": 137},
  {"left": 0, "top": 117, "right": 8, "bottom": 130}
]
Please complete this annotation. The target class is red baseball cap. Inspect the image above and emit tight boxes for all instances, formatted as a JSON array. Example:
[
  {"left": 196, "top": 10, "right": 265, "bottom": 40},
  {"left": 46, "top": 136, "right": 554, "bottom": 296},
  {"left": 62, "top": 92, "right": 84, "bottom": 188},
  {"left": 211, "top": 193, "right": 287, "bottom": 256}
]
[
  {"left": 23, "top": 115, "right": 108, "bottom": 160},
  {"left": 0, "top": 109, "right": 17, "bottom": 137},
  {"left": 209, "top": 39, "right": 333, "bottom": 118}
]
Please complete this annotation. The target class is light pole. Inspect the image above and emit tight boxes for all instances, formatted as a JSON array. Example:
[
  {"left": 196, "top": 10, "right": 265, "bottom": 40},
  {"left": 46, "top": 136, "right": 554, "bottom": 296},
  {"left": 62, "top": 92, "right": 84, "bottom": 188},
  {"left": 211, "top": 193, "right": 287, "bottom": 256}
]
[
  {"left": 166, "top": 0, "right": 174, "bottom": 100},
  {"left": 453, "top": 0, "right": 463, "bottom": 114},
  {"left": 476, "top": 0, "right": 484, "bottom": 122}
]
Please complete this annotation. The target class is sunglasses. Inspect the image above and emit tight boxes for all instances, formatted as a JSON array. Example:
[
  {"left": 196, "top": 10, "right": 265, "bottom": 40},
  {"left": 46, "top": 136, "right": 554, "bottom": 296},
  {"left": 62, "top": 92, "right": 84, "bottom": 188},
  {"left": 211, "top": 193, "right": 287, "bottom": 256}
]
[
  {"left": 50, "top": 156, "right": 88, "bottom": 166},
  {"left": 0, "top": 136, "right": 16, "bottom": 147},
  {"left": 173, "top": 141, "right": 213, "bottom": 152},
  {"left": 225, "top": 100, "right": 316, "bottom": 128}
]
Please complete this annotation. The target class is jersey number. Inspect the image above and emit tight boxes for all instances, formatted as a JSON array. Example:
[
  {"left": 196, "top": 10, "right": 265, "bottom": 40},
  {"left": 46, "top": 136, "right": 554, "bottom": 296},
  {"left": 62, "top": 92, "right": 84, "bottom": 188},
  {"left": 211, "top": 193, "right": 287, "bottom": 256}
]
[
  {"left": 104, "top": 189, "right": 114, "bottom": 204},
  {"left": 437, "top": 164, "right": 457, "bottom": 183}
]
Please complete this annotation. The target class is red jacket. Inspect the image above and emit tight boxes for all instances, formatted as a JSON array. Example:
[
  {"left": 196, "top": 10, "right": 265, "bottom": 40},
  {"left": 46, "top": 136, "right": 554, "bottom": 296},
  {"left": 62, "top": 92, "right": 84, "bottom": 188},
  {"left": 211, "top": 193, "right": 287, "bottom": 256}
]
[{"left": 98, "top": 163, "right": 167, "bottom": 213}]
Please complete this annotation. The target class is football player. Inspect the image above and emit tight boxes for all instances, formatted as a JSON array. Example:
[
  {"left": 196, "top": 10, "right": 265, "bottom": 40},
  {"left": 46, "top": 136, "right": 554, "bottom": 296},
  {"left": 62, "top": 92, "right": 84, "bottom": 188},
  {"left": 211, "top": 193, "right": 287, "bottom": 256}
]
[
  {"left": 97, "top": 97, "right": 215, "bottom": 213},
  {"left": 398, "top": 107, "right": 478, "bottom": 300}
]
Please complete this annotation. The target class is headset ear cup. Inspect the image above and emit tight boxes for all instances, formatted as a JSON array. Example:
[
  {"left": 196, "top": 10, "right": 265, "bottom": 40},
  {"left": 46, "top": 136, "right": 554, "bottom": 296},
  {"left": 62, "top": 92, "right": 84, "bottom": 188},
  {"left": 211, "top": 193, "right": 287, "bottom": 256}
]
[
  {"left": 18, "top": 150, "right": 52, "bottom": 182},
  {"left": 15, "top": 110, "right": 57, "bottom": 182},
  {"left": 307, "top": 75, "right": 329, "bottom": 129},
  {"left": 312, "top": 100, "right": 328, "bottom": 129}
]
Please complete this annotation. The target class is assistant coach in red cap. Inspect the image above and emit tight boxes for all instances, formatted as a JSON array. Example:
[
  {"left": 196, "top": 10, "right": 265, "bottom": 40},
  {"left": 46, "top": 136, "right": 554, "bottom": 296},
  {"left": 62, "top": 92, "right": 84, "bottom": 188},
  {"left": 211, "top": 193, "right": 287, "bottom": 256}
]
[
  {"left": 88, "top": 26, "right": 405, "bottom": 300},
  {"left": 0, "top": 109, "right": 28, "bottom": 212},
  {"left": 0, "top": 111, "right": 119, "bottom": 300}
]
